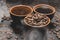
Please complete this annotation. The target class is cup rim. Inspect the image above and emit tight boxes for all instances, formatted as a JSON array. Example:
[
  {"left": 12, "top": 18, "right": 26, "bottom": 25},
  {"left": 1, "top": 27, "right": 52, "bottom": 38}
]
[
  {"left": 10, "top": 5, "right": 33, "bottom": 17},
  {"left": 33, "top": 4, "right": 56, "bottom": 15},
  {"left": 24, "top": 13, "right": 50, "bottom": 28}
]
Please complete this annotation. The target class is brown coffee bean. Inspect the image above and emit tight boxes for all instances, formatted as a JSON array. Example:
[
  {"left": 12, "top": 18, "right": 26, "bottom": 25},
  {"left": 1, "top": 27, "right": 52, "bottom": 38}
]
[{"left": 55, "top": 29, "right": 59, "bottom": 32}]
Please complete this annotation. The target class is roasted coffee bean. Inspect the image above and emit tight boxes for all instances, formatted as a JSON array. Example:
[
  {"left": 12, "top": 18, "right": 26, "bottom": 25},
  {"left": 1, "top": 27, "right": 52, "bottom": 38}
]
[
  {"left": 2, "top": 16, "right": 7, "bottom": 20},
  {"left": 55, "top": 29, "right": 59, "bottom": 32}
]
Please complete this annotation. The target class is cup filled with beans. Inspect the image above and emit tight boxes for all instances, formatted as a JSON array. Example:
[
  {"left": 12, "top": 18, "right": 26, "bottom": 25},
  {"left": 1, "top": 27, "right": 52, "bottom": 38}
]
[{"left": 24, "top": 13, "right": 50, "bottom": 28}]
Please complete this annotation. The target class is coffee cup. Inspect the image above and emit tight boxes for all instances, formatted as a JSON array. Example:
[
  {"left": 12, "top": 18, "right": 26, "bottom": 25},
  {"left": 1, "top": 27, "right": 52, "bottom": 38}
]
[
  {"left": 33, "top": 4, "right": 56, "bottom": 19},
  {"left": 10, "top": 5, "right": 33, "bottom": 24}
]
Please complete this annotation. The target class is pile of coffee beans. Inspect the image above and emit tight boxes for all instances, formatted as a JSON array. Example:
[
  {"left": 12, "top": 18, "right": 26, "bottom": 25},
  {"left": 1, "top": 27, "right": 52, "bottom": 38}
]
[
  {"left": 52, "top": 28, "right": 60, "bottom": 39},
  {"left": 0, "top": 30, "right": 18, "bottom": 40},
  {"left": 24, "top": 13, "right": 50, "bottom": 27}
]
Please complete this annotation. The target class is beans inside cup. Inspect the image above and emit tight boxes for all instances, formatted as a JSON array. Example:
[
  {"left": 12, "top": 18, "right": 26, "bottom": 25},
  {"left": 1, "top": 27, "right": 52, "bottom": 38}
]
[{"left": 24, "top": 13, "right": 50, "bottom": 27}]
